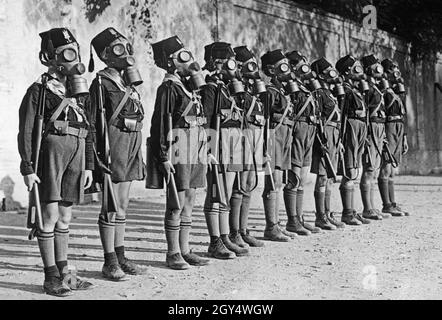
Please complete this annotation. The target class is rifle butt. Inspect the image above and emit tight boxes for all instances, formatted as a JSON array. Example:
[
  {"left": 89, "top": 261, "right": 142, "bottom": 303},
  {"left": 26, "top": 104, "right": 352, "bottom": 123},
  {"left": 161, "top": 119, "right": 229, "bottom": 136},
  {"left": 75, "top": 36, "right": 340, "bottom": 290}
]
[{"left": 168, "top": 174, "right": 181, "bottom": 210}]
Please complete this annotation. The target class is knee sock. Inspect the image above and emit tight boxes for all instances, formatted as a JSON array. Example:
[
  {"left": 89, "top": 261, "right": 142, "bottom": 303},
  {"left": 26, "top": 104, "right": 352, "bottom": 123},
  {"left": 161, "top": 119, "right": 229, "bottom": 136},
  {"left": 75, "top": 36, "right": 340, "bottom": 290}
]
[
  {"left": 204, "top": 206, "right": 220, "bottom": 237},
  {"left": 314, "top": 190, "right": 325, "bottom": 215},
  {"left": 296, "top": 189, "right": 304, "bottom": 217},
  {"left": 98, "top": 214, "right": 115, "bottom": 254},
  {"left": 54, "top": 227, "right": 69, "bottom": 274},
  {"left": 283, "top": 188, "right": 297, "bottom": 222},
  {"left": 378, "top": 178, "right": 390, "bottom": 207},
  {"left": 229, "top": 192, "right": 242, "bottom": 232},
  {"left": 263, "top": 191, "right": 277, "bottom": 229},
  {"left": 340, "top": 184, "right": 353, "bottom": 211},
  {"left": 388, "top": 179, "right": 396, "bottom": 204},
  {"left": 44, "top": 265, "right": 60, "bottom": 281},
  {"left": 37, "top": 231, "right": 56, "bottom": 269},
  {"left": 324, "top": 189, "right": 332, "bottom": 214},
  {"left": 360, "top": 183, "right": 371, "bottom": 212},
  {"left": 164, "top": 213, "right": 181, "bottom": 254},
  {"left": 179, "top": 216, "right": 192, "bottom": 255},
  {"left": 219, "top": 207, "right": 230, "bottom": 236},
  {"left": 239, "top": 193, "right": 251, "bottom": 231},
  {"left": 114, "top": 217, "right": 126, "bottom": 249}
]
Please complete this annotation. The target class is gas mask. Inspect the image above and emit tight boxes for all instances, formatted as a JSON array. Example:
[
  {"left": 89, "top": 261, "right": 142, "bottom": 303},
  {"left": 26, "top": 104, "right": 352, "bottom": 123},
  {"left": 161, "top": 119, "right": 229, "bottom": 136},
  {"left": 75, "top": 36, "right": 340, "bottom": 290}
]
[
  {"left": 48, "top": 43, "right": 88, "bottom": 97},
  {"left": 367, "top": 63, "right": 384, "bottom": 79},
  {"left": 171, "top": 49, "right": 206, "bottom": 89},
  {"left": 105, "top": 39, "right": 143, "bottom": 86},
  {"left": 320, "top": 67, "right": 340, "bottom": 84},
  {"left": 386, "top": 68, "right": 405, "bottom": 93},
  {"left": 293, "top": 61, "right": 321, "bottom": 91},
  {"left": 348, "top": 62, "right": 365, "bottom": 81},
  {"left": 239, "top": 58, "right": 260, "bottom": 80},
  {"left": 272, "top": 59, "right": 292, "bottom": 82}
]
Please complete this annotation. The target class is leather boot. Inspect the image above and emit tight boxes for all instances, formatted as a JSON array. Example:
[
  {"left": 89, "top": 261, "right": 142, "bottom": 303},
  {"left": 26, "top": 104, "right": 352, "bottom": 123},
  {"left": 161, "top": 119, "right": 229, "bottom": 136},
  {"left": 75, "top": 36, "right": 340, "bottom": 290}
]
[
  {"left": 221, "top": 234, "right": 249, "bottom": 256},
  {"left": 263, "top": 191, "right": 290, "bottom": 242},
  {"left": 240, "top": 229, "right": 264, "bottom": 247},
  {"left": 208, "top": 237, "right": 236, "bottom": 260},
  {"left": 315, "top": 211, "right": 337, "bottom": 230},
  {"left": 341, "top": 209, "right": 362, "bottom": 225},
  {"left": 229, "top": 230, "right": 249, "bottom": 249},
  {"left": 297, "top": 190, "right": 321, "bottom": 233},
  {"left": 325, "top": 211, "right": 345, "bottom": 228},
  {"left": 284, "top": 188, "right": 311, "bottom": 236}
]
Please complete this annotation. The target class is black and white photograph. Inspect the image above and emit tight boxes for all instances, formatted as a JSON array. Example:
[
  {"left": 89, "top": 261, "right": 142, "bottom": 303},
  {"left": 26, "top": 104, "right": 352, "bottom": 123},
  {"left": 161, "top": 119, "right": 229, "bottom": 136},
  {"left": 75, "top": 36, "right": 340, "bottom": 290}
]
[{"left": 0, "top": 0, "right": 441, "bottom": 307}]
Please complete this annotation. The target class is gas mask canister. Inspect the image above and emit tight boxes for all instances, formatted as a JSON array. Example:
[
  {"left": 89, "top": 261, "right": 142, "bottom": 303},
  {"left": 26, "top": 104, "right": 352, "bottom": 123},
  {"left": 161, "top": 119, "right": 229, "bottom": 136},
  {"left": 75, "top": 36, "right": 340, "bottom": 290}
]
[{"left": 53, "top": 44, "right": 89, "bottom": 97}]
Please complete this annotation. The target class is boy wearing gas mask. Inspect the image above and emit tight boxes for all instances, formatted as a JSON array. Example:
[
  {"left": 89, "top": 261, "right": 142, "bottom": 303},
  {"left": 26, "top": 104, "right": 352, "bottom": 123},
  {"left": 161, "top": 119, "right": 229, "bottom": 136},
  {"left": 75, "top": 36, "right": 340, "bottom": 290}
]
[
  {"left": 18, "top": 28, "right": 94, "bottom": 296},
  {"left": 89, "top": 27, "right": 146, "bottom": 280},
  {"left": 283, "top": 51, "right": 322, "bottom": 236},
  {"left": 201, "top": 42, "right": 250, "bottom": 258},
  {"left": 310, "top": 57, "right": 346, "bottom": 230},
  {"left": 150, "top": 36, "right": 211, "bottom": 270},
  {"left": 259, "top": 50, "right": 295, "bottom": 242},
  {"left": 335, "top": 55, "right": 370, "bottom": 225},
  {"left": 359, "top": 54, "right": 388, "bottom": 220},
  {"left": 229, "top": 45, "right": 266, "bottom": 248},
  {"left": 378, "top": 59, "right": 410, "bottom": 217}
]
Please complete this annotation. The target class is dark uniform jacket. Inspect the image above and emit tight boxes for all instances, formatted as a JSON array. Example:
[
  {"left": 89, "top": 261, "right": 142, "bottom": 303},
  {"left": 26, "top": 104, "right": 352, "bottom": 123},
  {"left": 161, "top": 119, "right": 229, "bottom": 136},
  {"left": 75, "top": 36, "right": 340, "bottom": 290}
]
[
  {"left": 202, "top": 76, "right": 243, "bottom": 130},
  {"left": 260, "top": 81, "right": 292, "bottom": 127},
  {"left": 291, "top": 81, "right": 319, "bottom": 122},
  {"left": 18, "top": 74, "right": 94, "bottom": 176},
  {"left": 384, "top": 88, "right": 407, "bottom": 133},
  {"left": 342, "top": 82, "right": 366, "bottom": 118},
  {"left": 314, "top": 87, "right": 341, "bottom": 123},
  {"left": 150, "top": 74, "right": 206, "bottom": 163},
  {"left": 366, "top": 83, "right": 386, "bottom": 122}
]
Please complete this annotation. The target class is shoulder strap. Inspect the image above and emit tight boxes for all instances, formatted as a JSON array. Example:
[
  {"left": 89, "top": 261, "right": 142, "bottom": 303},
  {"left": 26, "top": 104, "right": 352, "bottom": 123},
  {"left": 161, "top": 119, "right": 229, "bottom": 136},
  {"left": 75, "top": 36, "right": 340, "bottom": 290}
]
[
  {"left": 293, "top": 94, "right": 313, "bottom": 121},
  {"left": 109, "top": 87, "right": 131, "bottom": 125},
  {"left": 273, "top": 96, "right": 292, "bottom": 131},
  {"left": 385, "top": 90, "right": 400, "bottom": 109},
  {"left": 246, "top": 96, "right": 257, "bottom": 118},
  {"left": 49, "top": 98, "right": 72, "bottom": 123}
]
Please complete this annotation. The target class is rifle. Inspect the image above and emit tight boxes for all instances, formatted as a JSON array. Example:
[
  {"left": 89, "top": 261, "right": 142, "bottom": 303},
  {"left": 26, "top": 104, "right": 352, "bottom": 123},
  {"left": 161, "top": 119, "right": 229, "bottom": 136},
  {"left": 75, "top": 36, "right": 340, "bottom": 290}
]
[
  {"left": 316, "top": 118, "right": 338, "bottom": 182},
  {"left": 263, "top": 91, "right": 276, "bottom": 191},
  {"left": 27, "top": 75, "right": 48, "bottom": 240},
  {"left": 164, "top": 81, "right": 181, "bottom": 210},
  {"left": 336, "top": 89, "right": 349, "bottom": 180},
  {"left": 209, "top": 84, "right": 227, "bottom": 206},
  {"left": 382, "top": 140, "right": 398, "bottom": 168},
  {"left": 96, "top": 75, "right": 118, "bottom": 220}
]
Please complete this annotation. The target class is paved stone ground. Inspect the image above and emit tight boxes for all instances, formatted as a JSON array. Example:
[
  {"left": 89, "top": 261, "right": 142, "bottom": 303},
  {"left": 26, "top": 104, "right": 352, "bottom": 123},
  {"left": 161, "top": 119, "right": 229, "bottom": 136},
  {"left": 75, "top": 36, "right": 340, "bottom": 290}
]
[{"left": 0, "top": 175, "right": 441, "bottom": 300}]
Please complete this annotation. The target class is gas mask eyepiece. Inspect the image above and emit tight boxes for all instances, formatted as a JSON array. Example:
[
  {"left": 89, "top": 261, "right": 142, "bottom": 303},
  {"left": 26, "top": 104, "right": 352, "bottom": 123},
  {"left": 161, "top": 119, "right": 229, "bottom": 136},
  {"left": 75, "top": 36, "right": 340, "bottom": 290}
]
[
  {"left": 111, "top": 42, "right": 134, "bottom": 57},
  {"left": 226, "top": 58, "right": 237, "bottom": 71}
]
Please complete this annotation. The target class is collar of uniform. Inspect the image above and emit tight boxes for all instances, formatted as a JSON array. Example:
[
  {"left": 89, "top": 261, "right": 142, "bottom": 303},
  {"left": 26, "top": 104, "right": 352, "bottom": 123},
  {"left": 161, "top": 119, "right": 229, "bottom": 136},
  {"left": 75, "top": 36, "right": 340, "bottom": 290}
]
[
  {"left": 36, "top": 73, "right": 67, "bottom": 98},
  {"left": 98, "top": 67, "right": 127, "bottom": 92},
  {"left": 163, "top": 73, "right": 193, "bottom": 98}
]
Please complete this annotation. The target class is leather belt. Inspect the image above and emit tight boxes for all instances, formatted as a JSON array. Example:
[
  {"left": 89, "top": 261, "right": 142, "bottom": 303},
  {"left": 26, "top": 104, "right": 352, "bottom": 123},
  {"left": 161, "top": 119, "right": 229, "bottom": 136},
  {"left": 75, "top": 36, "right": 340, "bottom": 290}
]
[
  {"left": 48, "top": 126, "right": 88, "bottom": 139},
  {"left": 370, "top": 117, "right": 386, "bottom": 123},
  {"left": 387, "top": 115, "right": 403, "bottom": 122},
  {"left": 325, "top": 121, "right": 340, "bottom": 129},
  {"left": 347, "top": 116, "right": 366, "bottom": 121},
  {"left": 272, "top": 118, "right": 294, "bottom": 128},
  {"left": 295, "top": 116, "right": 318, "bottom": 124}
]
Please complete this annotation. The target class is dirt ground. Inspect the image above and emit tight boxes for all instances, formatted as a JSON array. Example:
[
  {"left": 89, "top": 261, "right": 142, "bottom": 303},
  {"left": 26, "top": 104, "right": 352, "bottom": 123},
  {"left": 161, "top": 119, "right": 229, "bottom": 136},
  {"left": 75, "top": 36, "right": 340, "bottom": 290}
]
[{"left": 0, "top": 175, "right": 441, "bottom": 300}]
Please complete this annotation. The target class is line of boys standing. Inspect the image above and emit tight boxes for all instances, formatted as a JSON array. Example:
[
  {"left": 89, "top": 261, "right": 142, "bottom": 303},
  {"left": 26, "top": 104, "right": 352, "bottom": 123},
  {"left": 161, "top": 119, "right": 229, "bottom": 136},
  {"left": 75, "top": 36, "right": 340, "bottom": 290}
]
[{"left": 18, "top": 27, "right": 409, "bottom": 296}]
